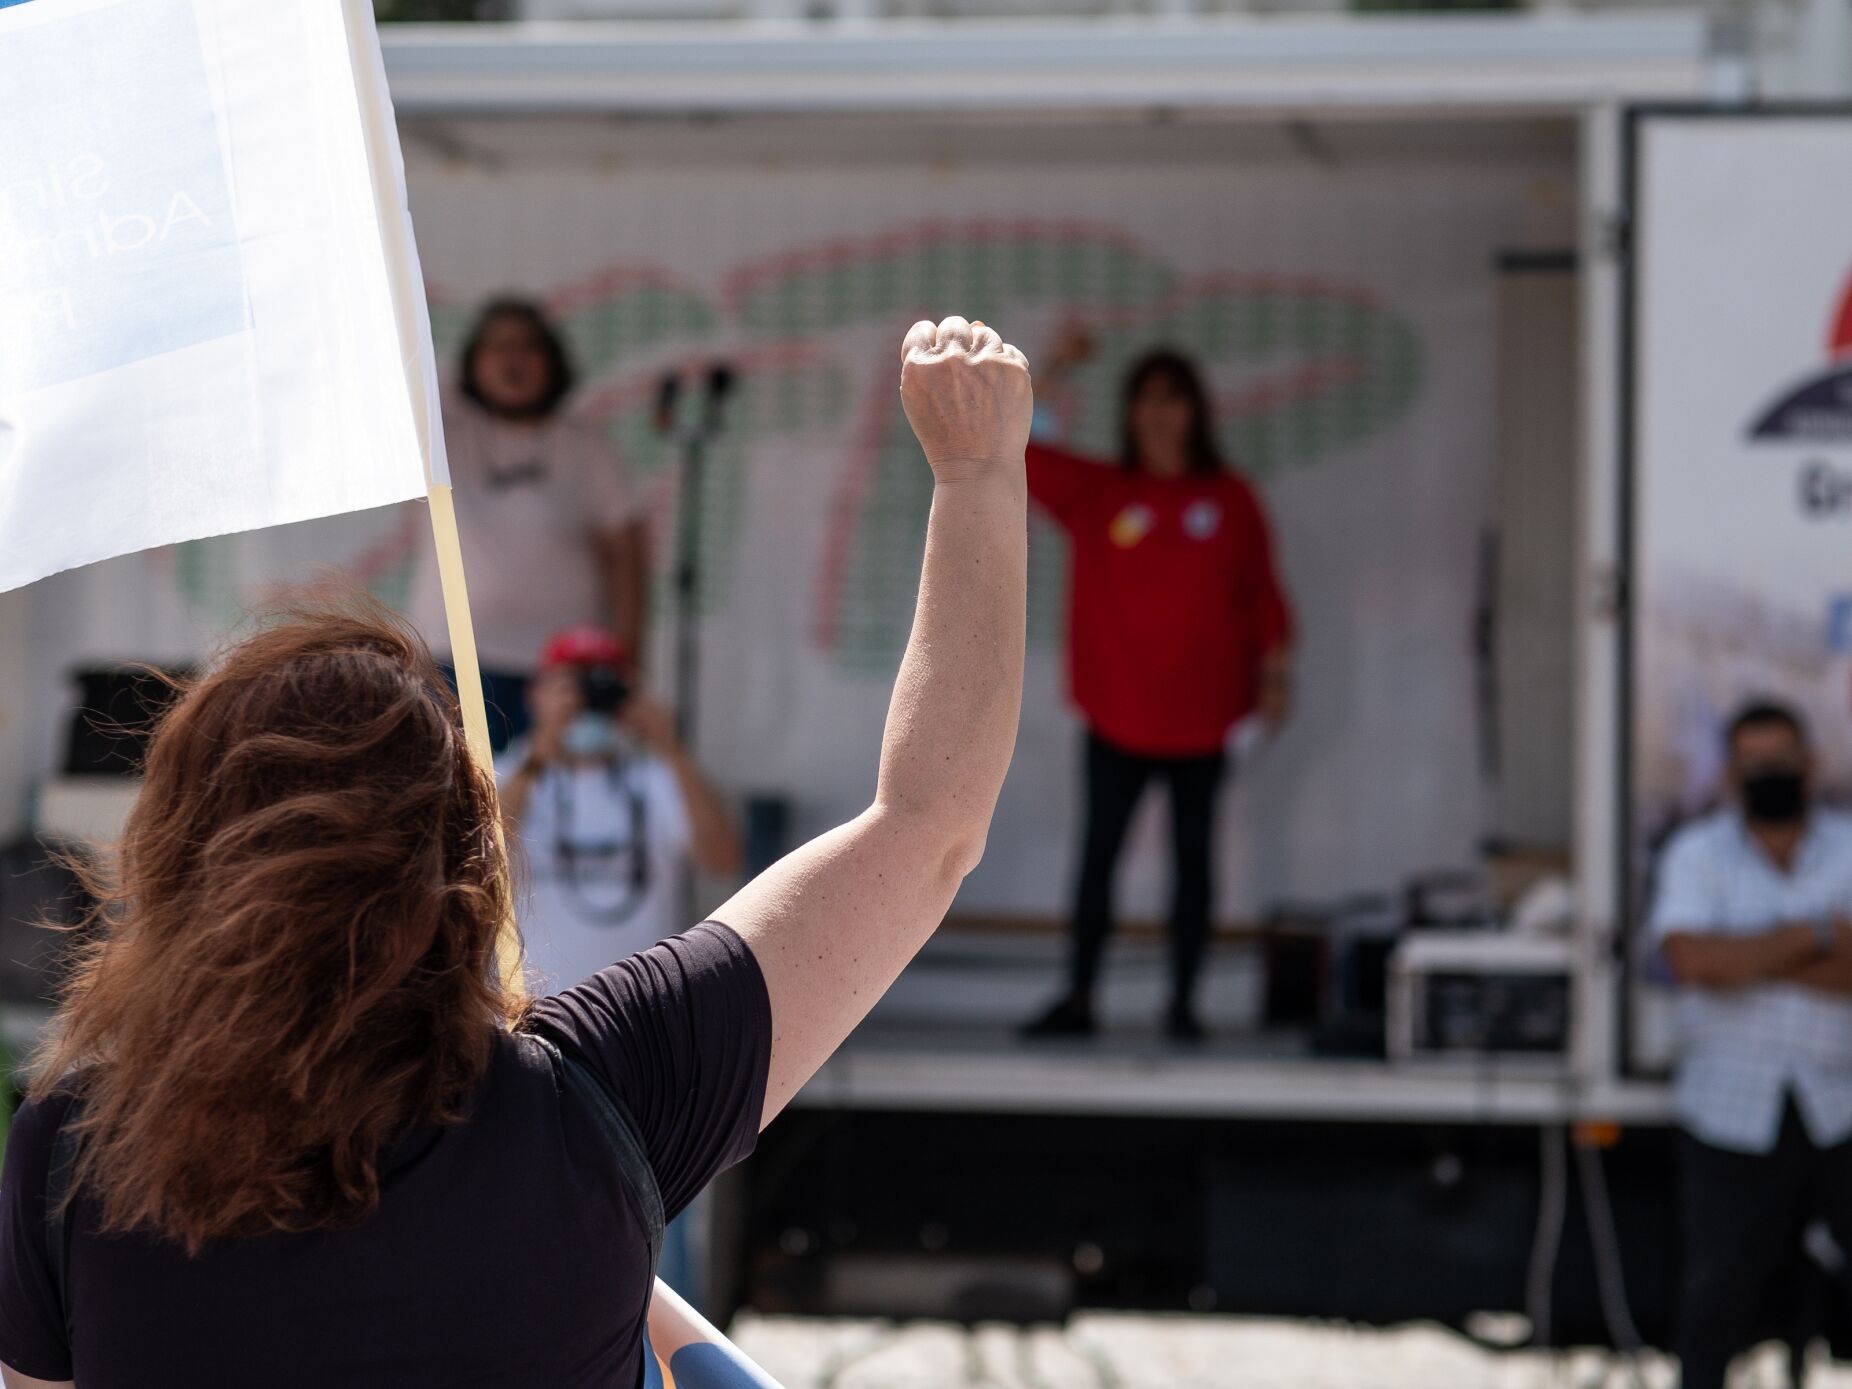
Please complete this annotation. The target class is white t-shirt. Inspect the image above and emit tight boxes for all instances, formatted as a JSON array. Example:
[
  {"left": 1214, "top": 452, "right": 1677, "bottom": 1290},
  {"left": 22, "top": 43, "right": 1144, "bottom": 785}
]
[
  {"left": 413, "top": 392, "right": 638, "bottom": 672},
  {"left": 497, "top": 744, "right": 693, "bottom": 995}
]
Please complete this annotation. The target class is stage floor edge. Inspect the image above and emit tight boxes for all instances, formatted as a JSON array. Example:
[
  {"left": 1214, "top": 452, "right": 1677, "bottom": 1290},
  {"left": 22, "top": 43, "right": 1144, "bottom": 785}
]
[{"left": 792, "top": 1025, "right": 1672, "bottom": 1126}]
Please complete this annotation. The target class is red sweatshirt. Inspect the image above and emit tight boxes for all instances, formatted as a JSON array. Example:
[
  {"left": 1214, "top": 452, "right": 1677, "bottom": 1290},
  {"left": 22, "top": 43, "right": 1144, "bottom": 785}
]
[{"left": 1028, "top": 442, "right": 1294, "bottom": 758}]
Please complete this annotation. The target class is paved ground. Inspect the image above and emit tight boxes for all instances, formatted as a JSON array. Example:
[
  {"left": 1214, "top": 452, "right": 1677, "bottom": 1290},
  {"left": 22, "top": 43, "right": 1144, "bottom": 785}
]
[{"left": 728, "top": 1314, "right": 1852, "bottom": 1388}]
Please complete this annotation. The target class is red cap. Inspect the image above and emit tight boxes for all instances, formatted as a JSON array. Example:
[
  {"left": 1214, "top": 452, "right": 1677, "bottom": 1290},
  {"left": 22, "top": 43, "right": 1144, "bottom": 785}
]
[{"left": 538, "top": 626, "right": 628, "bottom": 671}]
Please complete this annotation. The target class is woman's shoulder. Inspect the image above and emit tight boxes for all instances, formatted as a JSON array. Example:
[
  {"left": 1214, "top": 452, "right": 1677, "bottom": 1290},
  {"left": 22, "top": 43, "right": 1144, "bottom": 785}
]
[
  {"left": 13, "top": 1083, "right": 85, "bottom": 1138},
  {"left": 1203, "top": 468, "right": 1271, "bottom": 515},
  {"left": 456, "top": 1029, "right": 573, "bottom": 1137},
  {"left": 4, "top": 1087, "right": 84, "bottom": 1194},
  {"left": 493, "top": 1026, "right": 562, "bottom": 1088}
]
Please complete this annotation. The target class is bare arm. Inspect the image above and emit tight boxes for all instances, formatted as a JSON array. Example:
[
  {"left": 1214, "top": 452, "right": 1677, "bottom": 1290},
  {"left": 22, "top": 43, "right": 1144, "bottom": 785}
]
[
  {"left": 497, "top": 676, "right": 573, "bottom": 831},
  {"left": 715, "top": 316, "right": 1031, "bottom": 1125},
  {"left": 1661, "top": 923, "right": 1820, "bottom": 989},
  {"left": 1, "top": 1364, "right": 71, "bottom": 1389},
  {"left": 597, "top": 521, "right": 649, "bottom": 663},
  {"left": 1255, "top": 646, "right": 1294, "bottom": 728},
  {"left": 1783, "top": 919, "right": 1852, "bottom": 994},
  {"left": 1788, "top": 953, "right": 1852, "bottom": 994}
]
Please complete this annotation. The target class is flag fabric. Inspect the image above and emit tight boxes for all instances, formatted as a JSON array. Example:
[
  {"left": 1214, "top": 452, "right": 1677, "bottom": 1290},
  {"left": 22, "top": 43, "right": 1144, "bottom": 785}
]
[
  {"left": 0, "top": 0, "right": 446, "bottom": 594},
  {"left": 0, "top": 8, "right": 781, "bottom": 1379}
]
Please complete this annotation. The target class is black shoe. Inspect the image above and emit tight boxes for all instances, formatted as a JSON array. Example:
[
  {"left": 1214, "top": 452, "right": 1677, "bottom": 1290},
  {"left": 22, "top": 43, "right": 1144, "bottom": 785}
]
[
  {"left": 1021, "top": 995, "right": 1096, "bottom": 1039},
  {"left": 1165, "top": 1005, "right": 1206, "bottom": 1044}
]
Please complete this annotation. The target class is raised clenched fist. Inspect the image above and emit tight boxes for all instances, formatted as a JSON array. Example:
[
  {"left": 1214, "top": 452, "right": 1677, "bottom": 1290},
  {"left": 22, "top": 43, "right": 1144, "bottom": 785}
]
[{"left": 899, "top": 316, "right": 1033, "bottom": 483}]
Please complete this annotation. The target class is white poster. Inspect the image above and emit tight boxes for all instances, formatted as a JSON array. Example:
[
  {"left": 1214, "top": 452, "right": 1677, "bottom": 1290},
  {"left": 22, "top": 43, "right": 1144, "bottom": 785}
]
[
  {"left": 1632, "top": 115, "right": 1852, "bottom": 846},
  {"left": 1630, "top": 112, "right": 1852, "bottom": 1058},
  {"left": 0, "top": 0, "right": 442, "bottom": 593}
]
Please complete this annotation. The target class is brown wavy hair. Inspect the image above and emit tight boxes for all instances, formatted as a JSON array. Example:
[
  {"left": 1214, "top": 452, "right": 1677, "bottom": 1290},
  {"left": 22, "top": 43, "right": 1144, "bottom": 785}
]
[{"left": 33, "top": 597, "right": 524, "bottom": 1253}]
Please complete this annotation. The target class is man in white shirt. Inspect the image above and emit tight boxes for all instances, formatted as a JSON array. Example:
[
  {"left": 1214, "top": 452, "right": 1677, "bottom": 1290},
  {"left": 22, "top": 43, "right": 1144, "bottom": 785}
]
[
  {"left": 1650, "top": 701, "right": 1852, "bottom": 1389},
  {"left": 497, "top": 627, "right": 741, "bottom": 994}
]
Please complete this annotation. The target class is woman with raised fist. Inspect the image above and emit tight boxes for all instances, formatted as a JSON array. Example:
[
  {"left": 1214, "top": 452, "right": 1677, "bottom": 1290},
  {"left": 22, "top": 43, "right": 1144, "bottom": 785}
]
[
  {"left": 0, "top": 317, "right": 1030, "bottom": 1389},
  {"left": 1021, "top": 329, "right": 1294, "bottom": 1044}
]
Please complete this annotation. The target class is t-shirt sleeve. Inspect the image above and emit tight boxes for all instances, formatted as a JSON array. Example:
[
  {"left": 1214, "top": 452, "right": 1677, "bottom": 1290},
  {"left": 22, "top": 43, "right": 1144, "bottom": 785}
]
[
  {"left": 1648, "top": 828, "right": 1717, "bottom": 942},
  {"left": 0, "top": 1093, "right": 77, "bottom": 1382},
  {"left": 1231, "top": 477, "right": 1294, "bottom": 655},
  {"left": 1024, "top": 441, "right": 1101, "bottom": 530},
  {"left": 530, "top": 922, "right": 771, "bottom": 1220}
]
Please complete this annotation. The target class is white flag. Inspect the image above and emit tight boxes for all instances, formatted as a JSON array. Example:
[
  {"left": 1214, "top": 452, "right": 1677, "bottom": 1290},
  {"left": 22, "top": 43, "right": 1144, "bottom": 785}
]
[{"left": 0, "top": 0, "right": 447, "bottom": 594}]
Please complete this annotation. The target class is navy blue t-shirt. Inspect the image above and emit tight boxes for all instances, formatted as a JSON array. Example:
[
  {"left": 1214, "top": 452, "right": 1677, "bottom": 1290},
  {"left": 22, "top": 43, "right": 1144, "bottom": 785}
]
[{"left": 0, "top": 922, "right": 770, "bottom": 1388}]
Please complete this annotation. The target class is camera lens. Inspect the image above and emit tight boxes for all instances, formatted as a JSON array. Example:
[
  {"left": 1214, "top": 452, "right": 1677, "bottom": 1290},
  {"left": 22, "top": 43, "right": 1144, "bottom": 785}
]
[{"left": 578, "top": 665, "right": 629, "bottom": 716}]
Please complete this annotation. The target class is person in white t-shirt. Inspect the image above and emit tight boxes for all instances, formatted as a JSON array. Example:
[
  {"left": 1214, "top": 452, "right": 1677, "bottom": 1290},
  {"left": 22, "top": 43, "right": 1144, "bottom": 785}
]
[
  {"left": 412, "top": 298, "right": 648, "bottom": 751},
  {"left": 497, "top": 627, "right": 742, "bottom": 994}
]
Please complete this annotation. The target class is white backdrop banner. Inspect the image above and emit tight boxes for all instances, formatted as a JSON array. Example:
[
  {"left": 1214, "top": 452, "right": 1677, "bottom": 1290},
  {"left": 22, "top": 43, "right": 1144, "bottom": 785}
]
[
  {"left": 13, "top": 122, "right": 1570, "bottom": 921},
  {"left": 0, "top": 0, "right": 443, "bottom": 593}
]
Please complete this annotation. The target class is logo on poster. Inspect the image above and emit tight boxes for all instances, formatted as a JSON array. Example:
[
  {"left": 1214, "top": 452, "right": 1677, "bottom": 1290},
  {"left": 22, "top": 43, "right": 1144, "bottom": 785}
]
[
  {"left": 1745, "top": 268, "right": 1852, "bottom": 518},
  {"left": 1750, "top": 269, "right": 1852, "bottom": 444}
]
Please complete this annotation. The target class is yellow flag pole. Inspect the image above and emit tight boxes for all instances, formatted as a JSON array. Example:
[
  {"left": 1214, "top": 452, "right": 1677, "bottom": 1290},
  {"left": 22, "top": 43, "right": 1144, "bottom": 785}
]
[
  {"left": 340, "top": 0, "right": 524, "bottom": 995},
  {"left": 426, "top": 485, "right": 525, "bottom": 990},
  {"left": 426, "top": 488, "right": 494, "bottom": 772}
]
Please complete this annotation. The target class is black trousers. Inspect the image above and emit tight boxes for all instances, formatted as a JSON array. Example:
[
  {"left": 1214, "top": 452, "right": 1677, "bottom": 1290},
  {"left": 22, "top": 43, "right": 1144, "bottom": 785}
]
[
  {"left": 1066, "top": 730, "right": 1228, "bottom": 1009},
  {"left": 1677, "top": 1098, "right": 1852, "bottom": 1389}
]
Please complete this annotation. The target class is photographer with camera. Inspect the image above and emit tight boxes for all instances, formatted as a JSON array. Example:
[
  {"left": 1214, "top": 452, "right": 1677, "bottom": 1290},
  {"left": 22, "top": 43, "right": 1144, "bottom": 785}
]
[{"left": 498, "top": 627, "right": 742, "bottom": 994}]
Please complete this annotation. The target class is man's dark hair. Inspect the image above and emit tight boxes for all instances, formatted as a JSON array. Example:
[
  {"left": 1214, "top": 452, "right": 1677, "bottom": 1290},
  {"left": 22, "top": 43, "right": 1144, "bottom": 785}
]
[
  {"left": 1118, "top": 347, "right": 1228, "bottom": 477},
  {"left": 458, "top": 297, "right": 576, "bottom": 420},
  {"left": 1726, "top": 699, "right": 1808, "bottom": 753}
]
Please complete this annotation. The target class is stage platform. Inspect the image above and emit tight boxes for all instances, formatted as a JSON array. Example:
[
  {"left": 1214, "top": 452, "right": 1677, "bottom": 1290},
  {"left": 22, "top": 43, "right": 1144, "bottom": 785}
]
[
  {"left": 792, "top": 929, "right": 1672, "bottom": 1127},
  {"left": 0, "top": 927, "right": 1672, "bottom": 1128}
]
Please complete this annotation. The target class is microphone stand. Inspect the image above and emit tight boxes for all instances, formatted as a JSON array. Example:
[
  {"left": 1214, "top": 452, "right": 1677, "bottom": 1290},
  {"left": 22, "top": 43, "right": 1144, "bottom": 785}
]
[{"left": 653, "top": 364, "right": 734, "bottom": 753}]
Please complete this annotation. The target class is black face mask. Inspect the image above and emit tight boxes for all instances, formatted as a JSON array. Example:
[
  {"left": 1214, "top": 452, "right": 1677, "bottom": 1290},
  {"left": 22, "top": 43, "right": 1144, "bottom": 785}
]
[{"left": 1741, "top": 769, "right": 1809, "bottom": 825}]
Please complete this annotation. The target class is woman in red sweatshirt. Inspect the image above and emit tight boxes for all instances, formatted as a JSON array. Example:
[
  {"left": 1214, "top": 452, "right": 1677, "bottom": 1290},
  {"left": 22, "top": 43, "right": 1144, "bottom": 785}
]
[{"left": 1022, "top": 337, "right": 1294, "bottom": 1042}]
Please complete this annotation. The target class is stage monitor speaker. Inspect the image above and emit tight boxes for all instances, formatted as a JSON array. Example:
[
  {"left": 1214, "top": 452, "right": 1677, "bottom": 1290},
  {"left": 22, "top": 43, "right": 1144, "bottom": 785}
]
[{"left": 62, "top": 666, "right": 189, "bottom": 778}]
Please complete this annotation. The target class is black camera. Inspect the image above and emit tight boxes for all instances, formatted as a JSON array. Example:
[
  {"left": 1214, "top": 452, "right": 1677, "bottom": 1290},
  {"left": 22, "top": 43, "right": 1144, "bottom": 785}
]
[{"left": 578, "top": 664, "right": 631, "bottom": 717}]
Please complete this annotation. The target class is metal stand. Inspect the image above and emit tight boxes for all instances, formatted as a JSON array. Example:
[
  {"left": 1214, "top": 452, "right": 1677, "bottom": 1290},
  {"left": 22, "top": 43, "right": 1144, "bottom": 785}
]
[{"left": 655, "top": 364, "right": 735, "bottom": 748}]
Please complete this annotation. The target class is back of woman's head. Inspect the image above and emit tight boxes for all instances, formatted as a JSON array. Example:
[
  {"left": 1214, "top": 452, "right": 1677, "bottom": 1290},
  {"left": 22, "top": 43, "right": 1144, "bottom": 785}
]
[
  {"left": 1119, "top": 347, "right": 1227, "bottom": 476},
  {"left": 35, "top": 597, "right": 521, "bottom": 1253}
]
